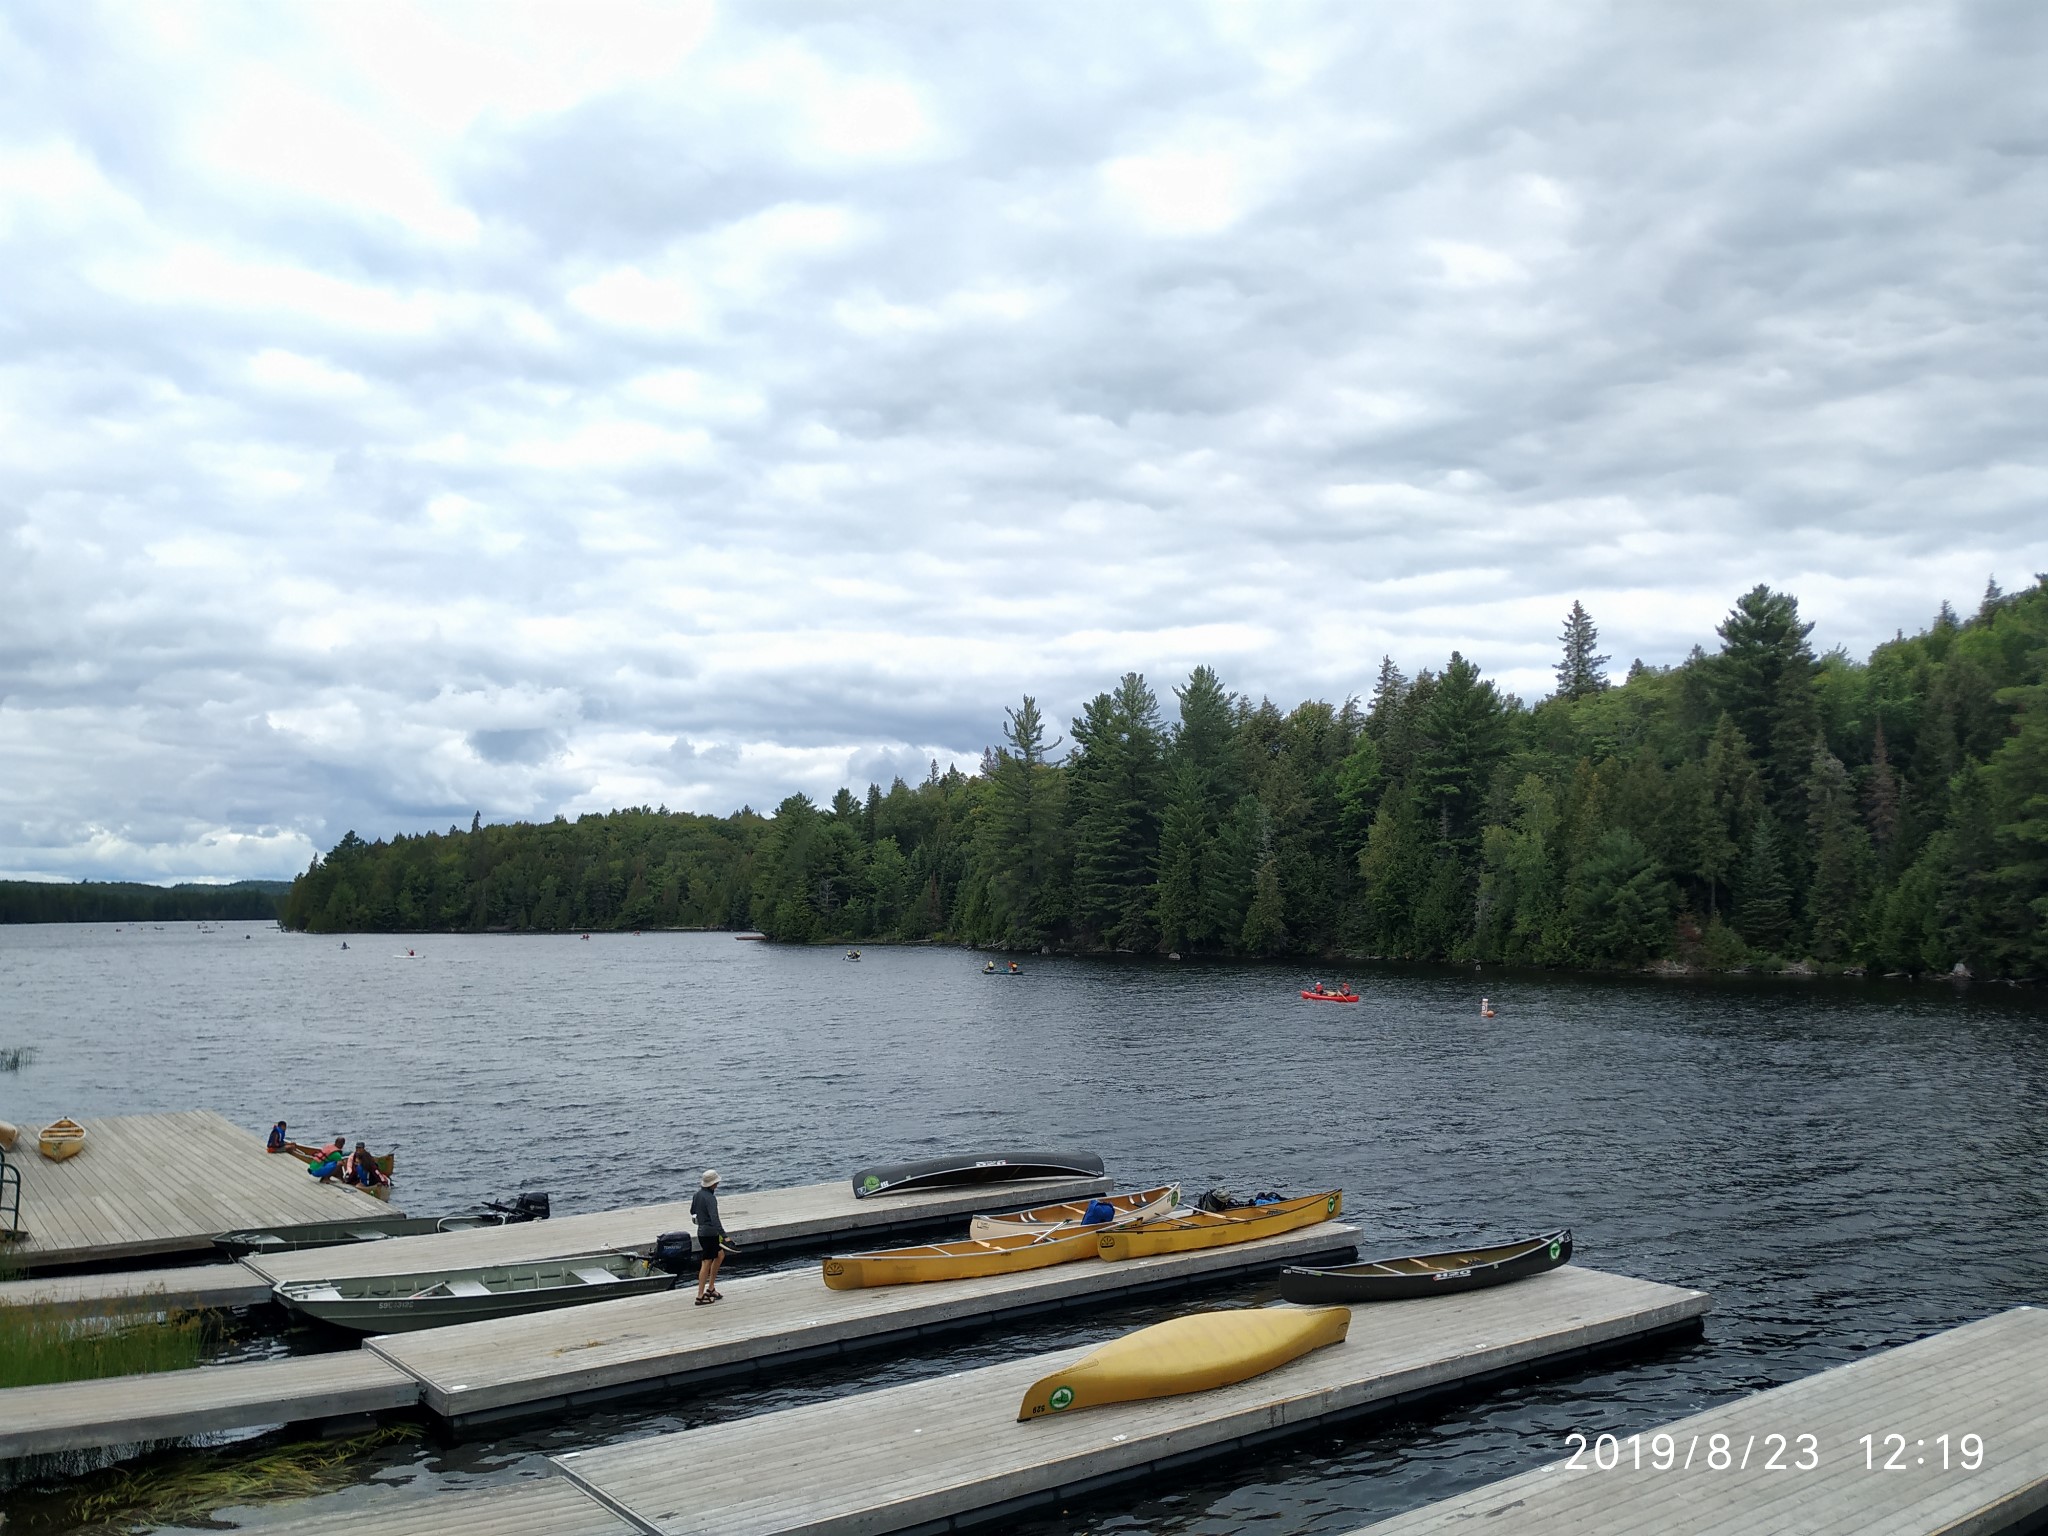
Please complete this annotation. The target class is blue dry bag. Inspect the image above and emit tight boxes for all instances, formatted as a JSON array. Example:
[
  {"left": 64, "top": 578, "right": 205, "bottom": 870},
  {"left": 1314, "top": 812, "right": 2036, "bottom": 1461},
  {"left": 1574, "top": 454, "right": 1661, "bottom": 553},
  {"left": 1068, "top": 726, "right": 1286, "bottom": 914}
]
[{"left": 1081, "top": 1199, "right": 1116, "bottom": 1225}]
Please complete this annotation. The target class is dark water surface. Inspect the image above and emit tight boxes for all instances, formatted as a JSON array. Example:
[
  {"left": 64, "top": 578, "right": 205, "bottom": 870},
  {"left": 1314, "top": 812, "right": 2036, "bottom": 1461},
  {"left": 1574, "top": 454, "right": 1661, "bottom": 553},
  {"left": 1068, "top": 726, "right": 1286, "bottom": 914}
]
[{"left": 2, "top": 924, "right": 2044, "bottom": 1533}]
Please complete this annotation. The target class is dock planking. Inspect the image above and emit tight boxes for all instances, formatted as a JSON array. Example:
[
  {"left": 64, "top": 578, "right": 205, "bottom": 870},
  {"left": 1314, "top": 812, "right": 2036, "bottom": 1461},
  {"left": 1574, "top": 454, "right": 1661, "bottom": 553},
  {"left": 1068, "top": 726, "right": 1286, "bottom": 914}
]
[
  {"left": 0, "top": 1261, "right": 271, "bottom": 1319},
  {"left": 240, "top": 1173, "right": 1113, "bottom": 1285},
  {"left": 5, "top": 1110, "right": 394, "bottom": 1270},
  {"left": 369, "top": 1221, "right": 1363, "bottom": 1425},
  {"left": 0, "top": 1350, "right": 419, "bottom": 1461},
  {"left": 230, "top": 1477, "right": 637, "bottom": 1536},
  {"left": 1347, "top": 1305, "right": 2048, "bottom": 1536},
  {"left": 553, "top": 1265, "right": 1711, "bottom": 1536},
  {"left": 0, "top": 1221, "right": 1354, "bottom": 1455}
]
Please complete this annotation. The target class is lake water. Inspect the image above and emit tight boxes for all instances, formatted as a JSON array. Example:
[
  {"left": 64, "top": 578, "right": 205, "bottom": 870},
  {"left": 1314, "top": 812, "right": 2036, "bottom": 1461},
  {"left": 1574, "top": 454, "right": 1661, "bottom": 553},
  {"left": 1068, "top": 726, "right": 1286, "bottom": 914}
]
[{"left": 3, "top": 923, "right": 2045, "bottom": 1533}]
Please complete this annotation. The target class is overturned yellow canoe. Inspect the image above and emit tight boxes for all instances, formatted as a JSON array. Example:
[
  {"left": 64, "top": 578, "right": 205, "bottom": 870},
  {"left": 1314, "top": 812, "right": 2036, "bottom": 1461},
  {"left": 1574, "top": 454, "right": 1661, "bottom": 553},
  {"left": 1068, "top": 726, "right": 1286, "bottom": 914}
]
[
  {"left": 967, "top": 1183, "right": 1181, "bottom": 1241},
  {"left": 1095, "top": 1190, "right": 1342, "bottom": 1261},
  {"left": 1019, "top": 1306, "right": 1350, "bottom": 1419},
  {"left": 822, "top": 1224, "right": 1101, "bottom": 1290}
]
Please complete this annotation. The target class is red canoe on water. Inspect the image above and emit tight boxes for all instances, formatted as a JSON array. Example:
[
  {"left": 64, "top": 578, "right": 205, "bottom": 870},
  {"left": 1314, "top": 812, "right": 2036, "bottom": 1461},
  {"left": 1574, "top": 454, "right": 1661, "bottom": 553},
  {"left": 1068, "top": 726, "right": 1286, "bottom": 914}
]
[{"left": 1300, "top": 990, "right": 1360, "bottom": 1003}]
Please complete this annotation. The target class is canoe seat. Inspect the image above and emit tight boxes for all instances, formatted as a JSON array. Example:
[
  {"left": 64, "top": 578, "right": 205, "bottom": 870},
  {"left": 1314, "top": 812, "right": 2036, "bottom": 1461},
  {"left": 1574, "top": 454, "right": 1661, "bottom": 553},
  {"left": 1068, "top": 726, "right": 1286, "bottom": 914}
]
[
  {"left": 442, "top": 1279, "right": 491, "bottom": 1297},
  {"left": 569, "top": 1266, "right": 620, "bottom": 1286}
]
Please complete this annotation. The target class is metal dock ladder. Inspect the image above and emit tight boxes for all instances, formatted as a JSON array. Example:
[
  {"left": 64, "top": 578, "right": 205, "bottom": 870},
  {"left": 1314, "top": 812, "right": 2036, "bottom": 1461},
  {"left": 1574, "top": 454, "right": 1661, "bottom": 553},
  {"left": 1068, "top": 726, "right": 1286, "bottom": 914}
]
[{"left": 0, "top": 1139, "right": 24, "bottom": 1244}]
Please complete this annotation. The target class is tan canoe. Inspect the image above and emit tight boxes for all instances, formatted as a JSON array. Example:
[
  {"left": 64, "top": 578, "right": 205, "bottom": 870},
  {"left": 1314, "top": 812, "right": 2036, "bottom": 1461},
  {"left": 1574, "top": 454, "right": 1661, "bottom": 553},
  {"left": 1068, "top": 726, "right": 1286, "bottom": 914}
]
[
  {"left": 1095, "top": 1190, "right": 1343, "bottom": 1261},
  {"left": 38, "top": 1117, "right": 87, "bottom": 1161},
  {"left": 822, "top": 1224, "right": 1102, "bottom": 1290},
  {"left": 967, "top": 1183, "right": 1182, "bottom": 1241}
]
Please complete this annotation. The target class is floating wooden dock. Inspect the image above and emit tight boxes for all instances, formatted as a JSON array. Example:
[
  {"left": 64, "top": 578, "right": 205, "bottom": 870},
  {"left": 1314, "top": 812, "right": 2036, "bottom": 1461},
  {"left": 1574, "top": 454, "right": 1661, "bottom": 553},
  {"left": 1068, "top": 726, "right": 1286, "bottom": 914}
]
[
  {"left": 240, "top": 1173, "right": 1113, "bottom": 1286},
  {"left": 553, "top": 1264, "right": 1708, "bottom": 1534},
  {"left": 251, "top": 1476, "right": 639, "bottom": 1536},
  {"left": 0, "top": 1222, "right": 1355, "bottom": 1455},
  {"left": 0, "top": 1352, "right": 417, "bottom": 1461},
  {"left": 0, "top": 1261, "right": 270, "bottom": 1319},
  {"left": 1350, "top": 1305, "right": 2048, "bottom": 1536},
  {"left": 371, "top": 1221, "right": 1361, "bottom": 1427},
  {"left": 4, "top": 1110, "right": 395, "bottom": 1270},
  {"left": 0, "top": 1172, "right": 1112, "bottom": 1321}
]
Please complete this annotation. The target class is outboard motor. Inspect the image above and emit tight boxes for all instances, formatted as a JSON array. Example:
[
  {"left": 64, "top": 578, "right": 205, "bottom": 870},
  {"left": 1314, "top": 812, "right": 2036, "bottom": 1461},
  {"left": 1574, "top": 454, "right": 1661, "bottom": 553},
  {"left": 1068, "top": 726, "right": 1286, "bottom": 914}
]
[
  {"left": 481, "top": 1191, "right": 552, "bottom": 1223},
  {"left": 652, "top": 1231, "right": 696, "bottom": 1276},
  {"left": 509, "top": 1191, "right": 551, "bottom": 1223}
]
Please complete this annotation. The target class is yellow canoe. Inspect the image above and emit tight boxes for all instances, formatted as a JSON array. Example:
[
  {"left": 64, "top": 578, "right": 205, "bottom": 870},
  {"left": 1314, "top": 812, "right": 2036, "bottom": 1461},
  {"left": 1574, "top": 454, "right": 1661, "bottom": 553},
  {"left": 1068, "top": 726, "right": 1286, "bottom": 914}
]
[
  {"left": 1019, "top": 1305, "right": 1350, "bottom": 1419},
  {"left": 823, "top": 1224, "right": 1101, "bottom": 1290},
  {"left": 38, "top": 1117, "right": 87, "bottom": 1161},
  {"left": 1095, "top": 1190, "right": 1342, "bottom": 1261},
  {"left": 967, "top": 1183, "right": 1181, "bottom": 1241}
]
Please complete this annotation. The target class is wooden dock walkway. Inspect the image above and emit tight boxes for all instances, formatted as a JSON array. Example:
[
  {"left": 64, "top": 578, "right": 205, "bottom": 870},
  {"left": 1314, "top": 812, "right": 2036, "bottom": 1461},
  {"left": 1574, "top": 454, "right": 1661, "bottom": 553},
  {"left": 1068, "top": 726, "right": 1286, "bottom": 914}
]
[
  {"left": 5, "top": 1110, "right": 393, "bottom": 1270},
  {"left": 0, "top": 1261, "right": 271, "bottom": 1319},
  {"left": 247, "top": 1476, "right": 638, "bottom": 1536},
  {"left": 0, "top": 1351, "right": 418, "bottom": 1461},
  {"left": 1349, "top": 1305, "right": 2048, "bottom": 1536},
  {"left": 553, "top": 1265, "right": 1709, "bottom": 1535},
  {"left": 240, "top": 1173, "right": 1112, "bottom": 1286},
  {"left": 0, "top": 1172, "right": 1109, "bottom": 1321},
  {"left": 0, "top": 1222, "right": 1354, "bottom": 1455},
  {"left": 370, "top": 1221, "right": 1361, "bottom": 1426}
]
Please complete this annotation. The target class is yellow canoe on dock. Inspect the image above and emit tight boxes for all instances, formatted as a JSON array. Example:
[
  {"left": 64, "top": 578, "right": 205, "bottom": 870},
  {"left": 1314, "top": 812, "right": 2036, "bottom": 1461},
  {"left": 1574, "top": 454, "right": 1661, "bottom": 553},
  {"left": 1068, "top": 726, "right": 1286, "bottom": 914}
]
[
  {"left": 823, "top": 1225, "right": 1101, "bottom": 1290},
  {"left": 1019, "top": 1305, "right": 1351, "bottom": 1419},
  {"left": 1095, "top": 1190, "right": 1342, "bottom": 1261},
  {"left": 967, "top": 1183, "right": 1181, "bottom": 1241},
  {"left": 38, "top": 1117, "right": 87, "bottom": 1161}
]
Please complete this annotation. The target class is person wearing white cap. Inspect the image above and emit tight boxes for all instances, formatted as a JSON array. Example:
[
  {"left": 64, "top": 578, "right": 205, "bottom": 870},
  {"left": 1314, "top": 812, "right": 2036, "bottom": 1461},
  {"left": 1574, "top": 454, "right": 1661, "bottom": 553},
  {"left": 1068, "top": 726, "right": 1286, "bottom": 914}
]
[{"left": 691, "top": 1169, "right": 728, "bottom": 1304}]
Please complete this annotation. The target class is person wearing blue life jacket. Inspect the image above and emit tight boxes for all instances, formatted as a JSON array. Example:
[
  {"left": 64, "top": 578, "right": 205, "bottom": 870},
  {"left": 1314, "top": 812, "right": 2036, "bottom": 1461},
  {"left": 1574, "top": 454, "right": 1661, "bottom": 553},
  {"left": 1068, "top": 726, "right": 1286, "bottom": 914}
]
[{"left": 266, "top": 1121, "right": 289, "bottom": 1153}]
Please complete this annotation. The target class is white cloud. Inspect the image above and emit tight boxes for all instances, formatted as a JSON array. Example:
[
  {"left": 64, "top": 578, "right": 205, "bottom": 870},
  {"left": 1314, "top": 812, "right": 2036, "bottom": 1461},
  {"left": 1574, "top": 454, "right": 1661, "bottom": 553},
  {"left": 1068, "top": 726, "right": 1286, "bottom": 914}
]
[{"left": 0, "top": 1, "right": 2042, "bottom": 881}]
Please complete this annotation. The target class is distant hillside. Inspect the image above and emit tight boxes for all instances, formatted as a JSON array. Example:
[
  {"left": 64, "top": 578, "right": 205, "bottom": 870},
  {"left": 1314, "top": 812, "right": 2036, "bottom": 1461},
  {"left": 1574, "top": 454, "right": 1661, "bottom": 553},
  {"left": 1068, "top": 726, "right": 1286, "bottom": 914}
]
[{"left": 0, "top": 879, "right": 290, "bottom": 924}]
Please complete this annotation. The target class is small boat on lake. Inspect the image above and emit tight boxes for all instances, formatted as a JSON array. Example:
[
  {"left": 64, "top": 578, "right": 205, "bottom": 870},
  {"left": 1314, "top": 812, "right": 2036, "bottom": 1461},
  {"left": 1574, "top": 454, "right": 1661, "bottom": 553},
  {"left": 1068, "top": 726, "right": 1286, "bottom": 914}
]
[
  {"left": 967, "top": 1183, "right": 1181, "bottom": 1241},
  {"left": 850, "top": 1149, "right": 1105, "bottom": 1199},
  {"left": 275, "top": 1250, "right": 674, "bottom": 1333},
  {"left": 1096, "top": 1190, "right": 1343, "bottom": 1261},
  {"left": 38, "top": 1118, "right": 87, "bottom": 1161},
  {"left": 214, "top": 1212, "right": 510, "bottom": 1259},
  {"left": 282, "top": 1141, "right": 397, "bottom": 1201},
  {"left": 1300, "top": 987, "right": 1359, "bottom": 1003},
  {"left": 1279, "top": 1229, "right": 1572, "bottom": 1304},
  {"left": 823, "top": 1225, "right": 1102, "bottom": 1290},
  {"left": 1018, "top": 1306, "right": 1351, "bottom": 1419}
]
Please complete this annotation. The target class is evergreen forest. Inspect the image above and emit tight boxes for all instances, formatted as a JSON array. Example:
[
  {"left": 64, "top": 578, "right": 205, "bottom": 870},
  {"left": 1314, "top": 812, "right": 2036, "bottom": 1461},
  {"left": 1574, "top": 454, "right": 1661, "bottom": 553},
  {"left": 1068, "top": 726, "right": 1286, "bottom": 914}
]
[
  {"left": 0, "top": 880, "right": 289, "bottom": 924},
  {"left": 280, "top": 580, "right": 2048, "bottom": 979}
]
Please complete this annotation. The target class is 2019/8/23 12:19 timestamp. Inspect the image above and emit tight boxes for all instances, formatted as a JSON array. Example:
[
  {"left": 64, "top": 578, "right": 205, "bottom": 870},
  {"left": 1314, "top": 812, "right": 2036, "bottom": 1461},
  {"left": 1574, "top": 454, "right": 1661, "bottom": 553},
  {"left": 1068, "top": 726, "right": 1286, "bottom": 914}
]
[{"left": 1863, "top": 1434, "right": 1984, "bottom": 1470}]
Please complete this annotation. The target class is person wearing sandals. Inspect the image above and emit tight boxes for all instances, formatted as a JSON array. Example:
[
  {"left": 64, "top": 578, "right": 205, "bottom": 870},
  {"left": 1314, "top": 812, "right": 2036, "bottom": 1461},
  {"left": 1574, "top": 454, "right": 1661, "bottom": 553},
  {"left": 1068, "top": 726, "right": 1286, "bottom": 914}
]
[{"left": 692, "top": 1169, "right": 729, "bottom": 1304}]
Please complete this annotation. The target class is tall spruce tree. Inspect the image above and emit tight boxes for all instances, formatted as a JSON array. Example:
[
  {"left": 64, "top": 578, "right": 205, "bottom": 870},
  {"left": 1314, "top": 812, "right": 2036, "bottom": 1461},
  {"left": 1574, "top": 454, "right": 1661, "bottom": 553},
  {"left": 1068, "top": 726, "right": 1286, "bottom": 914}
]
[
  {"left": 1068, "top": 673, "right": 1165, "bottom": 947},
  {"left": 1714, "top": 585, "right": 1819, "bottom": 811},
  {"left": 1555, "top": 601, "right": 1611, "bottom": 700},
  {"left": 1734, "top": 814, "right": 1794, "bottom": 954},
  {"left": 976, "top": 696, "right": 1067, "bottom": 945}
]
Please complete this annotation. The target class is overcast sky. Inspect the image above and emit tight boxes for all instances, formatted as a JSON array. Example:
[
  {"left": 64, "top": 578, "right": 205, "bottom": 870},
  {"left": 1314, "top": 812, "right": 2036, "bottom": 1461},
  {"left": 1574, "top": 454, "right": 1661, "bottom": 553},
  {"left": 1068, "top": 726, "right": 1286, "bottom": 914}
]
[{"left": 2, "top": 1, "right": 2042, "bottom": 883}]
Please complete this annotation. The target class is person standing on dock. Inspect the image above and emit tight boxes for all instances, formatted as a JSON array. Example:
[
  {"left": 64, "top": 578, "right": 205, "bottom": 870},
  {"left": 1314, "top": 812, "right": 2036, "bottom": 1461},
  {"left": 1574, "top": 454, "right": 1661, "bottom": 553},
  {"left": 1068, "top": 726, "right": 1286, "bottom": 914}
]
[{"left": 692, "top": 1169, "right": 728, "bottom": 1304}]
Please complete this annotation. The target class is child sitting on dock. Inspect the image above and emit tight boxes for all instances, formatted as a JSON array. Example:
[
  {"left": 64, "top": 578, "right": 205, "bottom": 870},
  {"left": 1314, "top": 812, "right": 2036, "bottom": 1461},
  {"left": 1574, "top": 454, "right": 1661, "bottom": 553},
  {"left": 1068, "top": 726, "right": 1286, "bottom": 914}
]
[{"left": 266, "top": 1121, "right": 289, "bottom": 1152}]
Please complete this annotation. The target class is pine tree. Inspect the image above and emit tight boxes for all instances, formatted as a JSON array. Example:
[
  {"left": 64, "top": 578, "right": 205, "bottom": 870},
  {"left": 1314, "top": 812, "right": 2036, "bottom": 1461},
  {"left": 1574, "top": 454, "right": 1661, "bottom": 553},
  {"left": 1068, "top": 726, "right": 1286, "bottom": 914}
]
[
  {"left": 1865, "top": 720, "right": 1901, "bottom": 863},
  {"left": 1714, "top": 586, "right": 1818, "bottom": 811},
  {"left": 1152, "top": 763, "right": 1207, "bottom": 951},
  {"left": 976, "top": 696, "right": 1066, "bottom": 945},
  {"left": 1733, "top": 815, "right": 1793, "bottom": 954},
  {"left": 1240, "top": 849, "right": 1288, "bottom": 954},
  {"left": 1804, "top": 743, "right": 1871, "bottom": 960},
  {"left": 1068, "top": 674, "right": 1165, "bottom": 947},
  {"left": 1555, "top": 602, "right": 1610, "bottom": 700}
]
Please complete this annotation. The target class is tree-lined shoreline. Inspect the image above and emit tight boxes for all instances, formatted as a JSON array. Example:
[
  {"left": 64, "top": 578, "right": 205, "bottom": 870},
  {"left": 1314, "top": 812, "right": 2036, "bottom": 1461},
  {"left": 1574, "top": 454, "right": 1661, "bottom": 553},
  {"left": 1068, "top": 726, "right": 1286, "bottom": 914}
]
[{"left": 279, "top": 579, "right": 2047, "bottom": 980}]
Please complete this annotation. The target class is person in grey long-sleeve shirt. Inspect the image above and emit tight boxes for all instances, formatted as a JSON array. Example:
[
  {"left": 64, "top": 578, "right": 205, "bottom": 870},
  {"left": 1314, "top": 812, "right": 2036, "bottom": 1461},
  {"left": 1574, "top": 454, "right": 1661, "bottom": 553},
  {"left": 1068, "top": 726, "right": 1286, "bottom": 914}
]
[{"left": 691, "top": 1169, "right": 728, "bottom": 1303}]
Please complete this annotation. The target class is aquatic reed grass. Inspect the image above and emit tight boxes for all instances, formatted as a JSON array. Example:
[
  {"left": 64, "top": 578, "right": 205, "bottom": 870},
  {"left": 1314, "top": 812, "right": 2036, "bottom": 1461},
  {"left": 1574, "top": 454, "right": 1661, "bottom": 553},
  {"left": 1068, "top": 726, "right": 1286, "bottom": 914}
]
[
  {"left": 57, "top": 1425, "right": 421, "bottom": 1532},
  {"left": 0, "top": 1306, "right": 217, "bottom": 1390}
]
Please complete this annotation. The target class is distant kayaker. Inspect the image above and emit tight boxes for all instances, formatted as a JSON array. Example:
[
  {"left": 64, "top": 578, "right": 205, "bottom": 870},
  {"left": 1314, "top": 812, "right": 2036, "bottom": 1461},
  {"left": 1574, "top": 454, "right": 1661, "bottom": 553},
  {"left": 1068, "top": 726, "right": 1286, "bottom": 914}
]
[
  {"left": 1481, "top": 997, "right": 1496, "bottom": 1019},
  {"left": 693, "top": 1170, "right": 728, "bottom": 1305},
  {"left": 1007, "top": 961, "right": 1020, "bottom": 974},
  {"left": 983, "top": 960, "right": 996, "bottom": 973}
]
